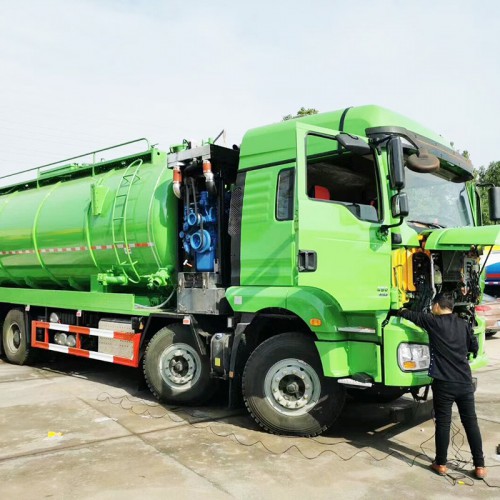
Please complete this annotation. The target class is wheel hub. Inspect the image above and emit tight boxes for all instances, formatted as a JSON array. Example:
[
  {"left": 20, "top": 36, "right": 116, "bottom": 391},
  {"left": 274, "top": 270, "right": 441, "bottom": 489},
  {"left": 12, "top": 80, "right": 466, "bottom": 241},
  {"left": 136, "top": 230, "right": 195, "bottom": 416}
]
[
  {"left": 7, "top": 323, "right": 22, "bottom": 352},
  {"left": 13, "top": 329, "right": 21, "bottom": 348},
  {"left": 264, "top": 358, "right": 321, "bottom": 416},
  {"left": 285, "top": 381, "right": 300, "bottom": 395},
  {"left": 172, "top": 360, "right": 185, "bottom": 373},
  {"left": 160, "top": 343, "right": 202, "bottom": 388}
]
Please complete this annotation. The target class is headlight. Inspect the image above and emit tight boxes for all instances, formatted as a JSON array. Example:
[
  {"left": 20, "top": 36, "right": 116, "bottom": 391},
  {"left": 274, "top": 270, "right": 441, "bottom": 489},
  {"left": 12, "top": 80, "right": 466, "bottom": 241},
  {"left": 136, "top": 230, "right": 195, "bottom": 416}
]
[{"left": 398, "top": 343, "right": 430, "bottom": 372}]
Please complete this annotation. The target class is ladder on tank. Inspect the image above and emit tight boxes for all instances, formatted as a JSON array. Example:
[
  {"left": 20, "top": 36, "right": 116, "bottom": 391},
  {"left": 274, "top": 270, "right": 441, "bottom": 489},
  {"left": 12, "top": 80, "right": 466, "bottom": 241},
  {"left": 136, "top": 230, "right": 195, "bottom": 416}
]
[{"left": 111, "top": 158, "right": 144, "bottom": 284}]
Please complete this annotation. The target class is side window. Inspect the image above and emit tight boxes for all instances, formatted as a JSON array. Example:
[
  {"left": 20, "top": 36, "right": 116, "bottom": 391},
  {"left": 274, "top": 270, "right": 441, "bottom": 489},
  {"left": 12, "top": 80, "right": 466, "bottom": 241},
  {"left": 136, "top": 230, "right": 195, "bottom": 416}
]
[
  {"left": 306, "top": 134, "right": 381, "bottom": 222},
  {"left": 276, "top": 168, "right": 295, "bottom": 221}
]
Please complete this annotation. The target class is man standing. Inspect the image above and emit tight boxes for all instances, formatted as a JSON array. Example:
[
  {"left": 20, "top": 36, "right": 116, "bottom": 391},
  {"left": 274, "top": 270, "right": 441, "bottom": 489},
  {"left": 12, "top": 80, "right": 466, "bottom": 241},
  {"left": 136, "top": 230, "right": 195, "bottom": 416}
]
[{"left": 398, "top": 292, "right": 487, "bottom": 479}]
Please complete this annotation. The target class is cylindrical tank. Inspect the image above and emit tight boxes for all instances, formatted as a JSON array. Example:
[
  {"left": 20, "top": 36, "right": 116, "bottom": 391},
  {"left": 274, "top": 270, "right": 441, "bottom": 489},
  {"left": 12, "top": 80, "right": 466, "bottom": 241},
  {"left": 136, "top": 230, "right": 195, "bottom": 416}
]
[{"left": 0, "top": 148, "right": 177, "bottom": 291}]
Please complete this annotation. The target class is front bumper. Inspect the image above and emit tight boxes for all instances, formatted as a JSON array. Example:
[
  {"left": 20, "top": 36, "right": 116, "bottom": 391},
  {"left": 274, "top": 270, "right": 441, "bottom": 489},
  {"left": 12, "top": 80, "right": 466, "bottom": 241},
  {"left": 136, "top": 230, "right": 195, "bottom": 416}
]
[{"left": 384, "top": 316, "right": 487, "bottom": 386}]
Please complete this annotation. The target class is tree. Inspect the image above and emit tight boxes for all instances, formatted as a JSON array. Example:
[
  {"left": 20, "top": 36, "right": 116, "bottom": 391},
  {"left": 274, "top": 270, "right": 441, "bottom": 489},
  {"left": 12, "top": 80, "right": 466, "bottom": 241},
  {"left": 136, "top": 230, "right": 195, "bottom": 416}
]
[
  {"left": 282, "top": 107, "right": 319, "bottom": 121},
  {"left": 476, "top": 160, "right": 500, "bottom": 224}
]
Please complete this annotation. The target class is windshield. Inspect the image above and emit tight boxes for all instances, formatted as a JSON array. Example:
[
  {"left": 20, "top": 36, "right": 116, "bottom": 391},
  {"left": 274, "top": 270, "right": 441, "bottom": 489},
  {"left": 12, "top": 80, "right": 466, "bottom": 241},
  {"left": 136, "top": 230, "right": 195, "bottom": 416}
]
[{"left": 404, "top": 168, "right": 474, "bottom": 228}]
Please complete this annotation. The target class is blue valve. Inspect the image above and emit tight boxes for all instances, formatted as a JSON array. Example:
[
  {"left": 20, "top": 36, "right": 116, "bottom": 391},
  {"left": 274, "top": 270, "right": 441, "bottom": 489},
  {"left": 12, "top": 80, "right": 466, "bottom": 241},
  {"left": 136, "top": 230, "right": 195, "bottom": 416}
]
[{"left": 179, "top": 190, "right": 217, "bottom": 272}]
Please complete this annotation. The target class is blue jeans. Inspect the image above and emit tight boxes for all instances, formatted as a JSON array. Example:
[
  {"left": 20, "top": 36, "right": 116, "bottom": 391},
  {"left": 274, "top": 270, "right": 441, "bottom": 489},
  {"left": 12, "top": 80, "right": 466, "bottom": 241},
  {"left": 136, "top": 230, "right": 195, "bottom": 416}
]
[{"left": 432, "top": 379, "right": 484, "bottom": 467}]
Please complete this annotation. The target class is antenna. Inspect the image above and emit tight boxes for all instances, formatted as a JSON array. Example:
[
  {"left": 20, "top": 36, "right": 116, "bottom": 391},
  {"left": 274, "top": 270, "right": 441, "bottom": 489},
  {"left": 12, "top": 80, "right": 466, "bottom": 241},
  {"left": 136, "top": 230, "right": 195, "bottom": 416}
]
[{"left": 213, "top": 129, "right": 225, "bottom": 144}]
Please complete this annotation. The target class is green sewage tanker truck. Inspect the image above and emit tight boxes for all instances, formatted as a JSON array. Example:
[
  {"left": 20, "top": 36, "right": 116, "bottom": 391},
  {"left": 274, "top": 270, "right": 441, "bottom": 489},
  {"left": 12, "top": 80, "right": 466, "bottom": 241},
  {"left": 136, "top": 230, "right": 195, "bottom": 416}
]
[{"left": 1, "top": 105, "right": 500, "bottom": 436}]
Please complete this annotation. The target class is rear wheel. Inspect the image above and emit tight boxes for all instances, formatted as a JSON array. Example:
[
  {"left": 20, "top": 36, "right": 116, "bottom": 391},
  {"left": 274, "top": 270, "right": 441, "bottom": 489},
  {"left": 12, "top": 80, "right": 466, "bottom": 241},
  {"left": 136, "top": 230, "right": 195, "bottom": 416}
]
[
  {"left": 2, "top": 309, "right": 34, "bottom": 365},
  {"left": 143, "top": 323, "right": 215, "bottom": 404},
  {"left": 243, "top": 332, "right": 345, "bottom": 436}
]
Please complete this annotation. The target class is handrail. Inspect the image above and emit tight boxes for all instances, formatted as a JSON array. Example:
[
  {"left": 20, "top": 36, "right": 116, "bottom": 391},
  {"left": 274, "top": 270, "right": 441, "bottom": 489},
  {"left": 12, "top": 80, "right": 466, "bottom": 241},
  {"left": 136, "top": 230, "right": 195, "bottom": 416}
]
[{"left": 0, "top": 138, "right": 151, "bottom": 183}]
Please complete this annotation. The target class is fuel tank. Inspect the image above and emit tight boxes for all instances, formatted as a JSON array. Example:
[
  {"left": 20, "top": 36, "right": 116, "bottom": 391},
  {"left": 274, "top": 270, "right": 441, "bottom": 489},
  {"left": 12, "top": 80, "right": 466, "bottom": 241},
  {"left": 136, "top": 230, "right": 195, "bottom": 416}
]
[{"left": 0, "top": 145, "right": 177, "bottom": 290}]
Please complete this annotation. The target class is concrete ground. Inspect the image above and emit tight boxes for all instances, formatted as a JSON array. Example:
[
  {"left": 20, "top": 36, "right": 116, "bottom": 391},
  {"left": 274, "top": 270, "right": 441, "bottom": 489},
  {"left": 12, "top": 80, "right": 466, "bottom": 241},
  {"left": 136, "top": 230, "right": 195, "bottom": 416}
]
[{"left": 0, "top": 338, "right": 499, "bottom": 500}]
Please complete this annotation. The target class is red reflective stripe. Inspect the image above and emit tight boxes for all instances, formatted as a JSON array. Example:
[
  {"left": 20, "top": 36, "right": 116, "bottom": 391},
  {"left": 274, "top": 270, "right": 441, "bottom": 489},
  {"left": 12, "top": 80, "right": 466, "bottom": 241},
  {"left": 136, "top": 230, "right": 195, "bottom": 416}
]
[
  {"left": 114, "top": 332, "right": 136, "bottom": 341},
  {"left": 66, "top": 325, "right": 91, "bottom": 335},
  {"left": 31, "top": 320, "right": 140, "bottom": 368},
  {"left": 69, "top": 347, "right": 89, "bottom": 357},
  {"left": 0, "top": 242, "right": 155, "bottom": 255}
]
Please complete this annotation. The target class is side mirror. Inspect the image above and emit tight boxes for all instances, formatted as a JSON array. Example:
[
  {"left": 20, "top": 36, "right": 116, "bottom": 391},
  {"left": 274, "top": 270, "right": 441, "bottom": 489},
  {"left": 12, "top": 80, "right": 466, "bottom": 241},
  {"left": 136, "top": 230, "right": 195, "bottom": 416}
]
[
  {"left": 406, "top": 149, "right": 440, "bottom": 173},
  {"left": 391, "top": 192, "right": 409, "bottom": 218},
  {"left": 388, "top": 136, "right": 405, "bottom": 190},
  {"left": 488, "top": 187, "right": 500, "bottom": 222},
  {"left": 335, "top": 133, "right": 371, "bottom": 156}
]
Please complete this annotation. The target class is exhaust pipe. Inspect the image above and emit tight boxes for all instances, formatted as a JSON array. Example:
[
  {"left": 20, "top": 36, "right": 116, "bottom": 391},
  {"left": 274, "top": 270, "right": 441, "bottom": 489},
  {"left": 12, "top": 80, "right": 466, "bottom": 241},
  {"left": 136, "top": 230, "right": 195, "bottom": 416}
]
[
  {"left": 173, "top": 165, "right": 182, "bottom": 199},
  {"left": 203, "top": 160, "right": 216, "bottom": 196}
]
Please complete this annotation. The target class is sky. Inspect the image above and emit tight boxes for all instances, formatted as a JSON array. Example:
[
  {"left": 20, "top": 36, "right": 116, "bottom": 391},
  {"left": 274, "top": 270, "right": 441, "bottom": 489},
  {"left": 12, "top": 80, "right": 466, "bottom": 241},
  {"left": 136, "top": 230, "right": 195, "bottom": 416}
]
[{"left": 0, "top": 0, "right": 499, "bottom": 183}]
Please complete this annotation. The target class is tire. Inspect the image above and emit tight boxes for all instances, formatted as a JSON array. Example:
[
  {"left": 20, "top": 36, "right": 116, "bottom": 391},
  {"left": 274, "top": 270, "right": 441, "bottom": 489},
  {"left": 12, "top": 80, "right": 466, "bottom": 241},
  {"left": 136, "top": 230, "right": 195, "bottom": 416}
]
[
  {"left": 2, "top": 309, "right": 34, "bottom": 365},
  {"left": 347, "top": 386, "right": 406, "bottom": 403},
  {"left": 143, "top": 323, "right": 215, "bottom": 405},
  {"left": 242, "top": 332, "right": 346, "bottom": 436},
  {"left": 485, "top": 331, "right": 497, "bottom": 338}
]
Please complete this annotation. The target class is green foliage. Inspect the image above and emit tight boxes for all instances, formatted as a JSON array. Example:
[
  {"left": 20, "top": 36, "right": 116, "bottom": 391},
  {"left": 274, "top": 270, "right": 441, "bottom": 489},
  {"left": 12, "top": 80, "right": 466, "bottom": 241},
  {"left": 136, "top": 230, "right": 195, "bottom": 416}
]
[
  {"left": 282, "top": 107, "right": 319, "bottom": 121},
  {"left": 476, "top": 160, "right": 500, "bottom": 224}
]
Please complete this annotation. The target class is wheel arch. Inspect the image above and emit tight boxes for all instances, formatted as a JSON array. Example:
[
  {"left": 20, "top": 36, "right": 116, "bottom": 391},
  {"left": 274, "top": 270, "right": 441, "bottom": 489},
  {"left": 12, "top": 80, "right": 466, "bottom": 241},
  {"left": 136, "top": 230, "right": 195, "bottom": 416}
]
[
  {"left": 140, "top": 316, "right": 178, "bottom": 352},
  {"left": 285, "top": 287, "right": 346, "bottom": 336},
  {"left": 227, "top": 286, "right": 347, "bottom": 338},
  {"left": 242, "top": 308, "right": 314, "bottom": 354}
]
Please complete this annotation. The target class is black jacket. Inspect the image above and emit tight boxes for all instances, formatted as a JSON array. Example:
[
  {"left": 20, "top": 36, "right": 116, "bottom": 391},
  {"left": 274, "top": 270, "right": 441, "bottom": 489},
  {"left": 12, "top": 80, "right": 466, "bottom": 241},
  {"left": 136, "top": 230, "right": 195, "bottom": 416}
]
[{"left": 398, "top": 309, "right": 478, "bottom": 383}]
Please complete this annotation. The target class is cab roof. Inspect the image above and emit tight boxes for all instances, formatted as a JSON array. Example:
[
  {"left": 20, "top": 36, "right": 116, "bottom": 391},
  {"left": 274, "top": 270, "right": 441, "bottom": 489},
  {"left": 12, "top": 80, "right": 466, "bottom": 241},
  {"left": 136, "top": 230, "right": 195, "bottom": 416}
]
[{"left": 239, "top": 104, "right": 460, "bottom": 170}]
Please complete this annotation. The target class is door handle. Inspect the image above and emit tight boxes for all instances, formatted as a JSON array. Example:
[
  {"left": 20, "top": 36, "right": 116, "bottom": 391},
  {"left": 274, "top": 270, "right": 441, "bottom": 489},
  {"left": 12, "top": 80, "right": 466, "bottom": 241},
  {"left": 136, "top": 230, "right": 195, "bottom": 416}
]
[{"left": 298, "top": 250, "right": 317, "bottom": 272}]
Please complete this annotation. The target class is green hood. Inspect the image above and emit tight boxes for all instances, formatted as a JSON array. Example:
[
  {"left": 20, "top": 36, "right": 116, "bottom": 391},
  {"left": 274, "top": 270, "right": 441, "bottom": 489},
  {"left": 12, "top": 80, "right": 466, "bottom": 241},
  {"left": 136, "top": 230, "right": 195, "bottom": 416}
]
[{"left": 424, "top": 225, "right": 500, "bottom": 250}]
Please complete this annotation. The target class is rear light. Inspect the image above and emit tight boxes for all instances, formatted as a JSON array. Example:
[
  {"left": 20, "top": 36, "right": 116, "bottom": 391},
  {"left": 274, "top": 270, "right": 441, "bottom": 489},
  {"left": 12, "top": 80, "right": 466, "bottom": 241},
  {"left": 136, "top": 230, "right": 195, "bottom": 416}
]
[{"left": 476, "top": 305, "right": 492, "bottom": 312}]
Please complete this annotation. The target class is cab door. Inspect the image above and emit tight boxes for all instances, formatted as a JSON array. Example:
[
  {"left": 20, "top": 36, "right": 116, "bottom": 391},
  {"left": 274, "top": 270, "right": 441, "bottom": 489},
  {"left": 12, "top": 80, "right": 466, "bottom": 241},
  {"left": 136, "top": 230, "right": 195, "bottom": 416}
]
[{"left": 295, "top": 123, "right": 391, "bottom": 312}]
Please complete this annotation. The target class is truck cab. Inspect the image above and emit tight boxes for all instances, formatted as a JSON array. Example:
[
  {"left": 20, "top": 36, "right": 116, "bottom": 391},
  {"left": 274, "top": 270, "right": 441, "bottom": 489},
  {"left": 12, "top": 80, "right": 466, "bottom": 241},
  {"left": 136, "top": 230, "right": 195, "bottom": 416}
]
[{"left": 220, "top": 105, "right": 500, "bottom": 434}]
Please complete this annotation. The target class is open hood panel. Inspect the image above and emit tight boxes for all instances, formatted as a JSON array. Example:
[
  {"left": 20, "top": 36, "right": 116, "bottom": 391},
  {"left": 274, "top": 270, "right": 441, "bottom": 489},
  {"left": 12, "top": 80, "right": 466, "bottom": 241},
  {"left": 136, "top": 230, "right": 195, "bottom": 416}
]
[{"left": 423, "top": 225, "right": 500, "bottom": 250}]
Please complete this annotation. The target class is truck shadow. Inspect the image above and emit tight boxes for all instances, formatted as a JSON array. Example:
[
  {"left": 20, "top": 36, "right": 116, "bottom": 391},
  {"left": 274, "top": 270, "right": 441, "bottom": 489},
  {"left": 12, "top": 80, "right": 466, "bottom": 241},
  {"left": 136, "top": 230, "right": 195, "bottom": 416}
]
[
  {"left": 30, "top": 352, "right": 436, "bottom": 471},
  {"left": 31, "top": 351, "right": 142, "bottom": 391},
  {"left": 324, "top": 397, "right": 436, "bottom": 471}
]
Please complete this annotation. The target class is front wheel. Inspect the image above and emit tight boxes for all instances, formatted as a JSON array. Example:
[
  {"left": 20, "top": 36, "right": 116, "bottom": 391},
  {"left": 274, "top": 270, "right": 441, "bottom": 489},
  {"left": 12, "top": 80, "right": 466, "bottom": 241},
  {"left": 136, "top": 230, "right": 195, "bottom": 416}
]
[
  {"left": 143, "top": 324, "right": 215, "bottom": 405},
  {"left": 242, "top": 332, "right": 345, "bottom": 436}
]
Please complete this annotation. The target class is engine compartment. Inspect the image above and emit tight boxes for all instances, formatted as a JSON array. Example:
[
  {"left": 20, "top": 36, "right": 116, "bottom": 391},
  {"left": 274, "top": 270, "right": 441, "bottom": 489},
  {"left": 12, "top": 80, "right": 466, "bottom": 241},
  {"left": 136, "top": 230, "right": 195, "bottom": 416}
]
[{"left": 393, "top": 246, "right": 481, "bottom": 324}]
